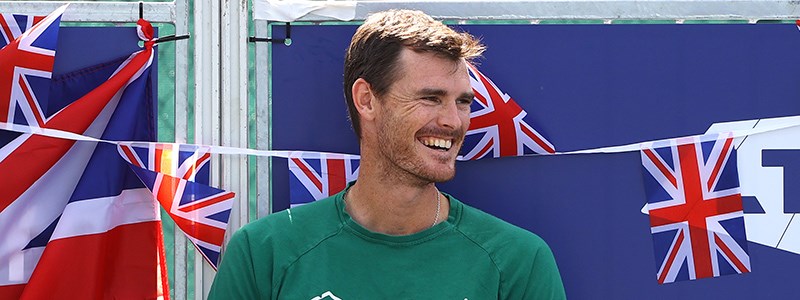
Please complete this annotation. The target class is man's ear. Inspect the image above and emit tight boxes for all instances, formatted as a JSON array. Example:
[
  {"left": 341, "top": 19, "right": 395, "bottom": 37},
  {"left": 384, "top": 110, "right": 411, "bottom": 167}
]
[{"left": 352, "top": 78, "right": 377, "bottom": 121}]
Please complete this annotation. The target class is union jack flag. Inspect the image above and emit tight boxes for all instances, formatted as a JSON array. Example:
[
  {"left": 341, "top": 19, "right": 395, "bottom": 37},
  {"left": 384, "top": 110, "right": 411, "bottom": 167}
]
[
  {"left": 288, "top": 152, "right": 360, "bottom": 206},
  {"left": 0, "top": 8, "right": 61, "bottom": 128},
  {"left": 641, "top": 133, "right": 750, "bottom": 284},
  {"left": 0, "top": 14, "right": 43, "bottom": 46},
  {"left": 119, "top": 143, "right": 234, "bottom": 270},
  {"left": 0, "top": 8, "right": 168, "bottom": 298},
  {"left": 459, "top": 63, "right": 556, "bottom": 160},
  {"left": 118, "top": 143, "right": 211, "bottom": 184}
]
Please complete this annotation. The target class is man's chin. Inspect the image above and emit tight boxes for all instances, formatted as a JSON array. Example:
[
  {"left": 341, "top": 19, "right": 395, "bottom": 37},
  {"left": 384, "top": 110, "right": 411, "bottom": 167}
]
[
  {"left": 432, "top": 173, "right": 456, "bottom": 183},
  {"left": 420, "top": 162, "right": 457, "bottom": 183}
]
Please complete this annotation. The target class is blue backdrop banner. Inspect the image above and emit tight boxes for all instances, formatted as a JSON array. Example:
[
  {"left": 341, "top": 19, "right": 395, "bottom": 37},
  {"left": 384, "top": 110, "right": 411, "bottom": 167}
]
[{"left": 270, "top": 23, "right": 800, "bottom": 299}]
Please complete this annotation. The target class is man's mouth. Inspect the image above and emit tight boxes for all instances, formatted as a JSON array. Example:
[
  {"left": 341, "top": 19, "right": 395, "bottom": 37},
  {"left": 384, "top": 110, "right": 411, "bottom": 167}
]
[{"left": 419, "top": 137, "right": 453, "bottom": 151}]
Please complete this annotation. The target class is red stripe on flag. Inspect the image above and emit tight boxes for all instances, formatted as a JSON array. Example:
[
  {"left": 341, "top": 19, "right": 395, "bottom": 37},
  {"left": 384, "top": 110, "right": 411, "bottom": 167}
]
[
  {"left": 120, "top": 146, "right": 142, "bottom": 168},
  {"left": 471, "top": 87, "right": 489, "bottom": 107},
  {"left": 658, "top": 230, "right": 685, "bottom": 284},
  {"left": 520, "top": 124, "right": 555, "bottom": 154},
  {"left": 183, "top": 152, "right": 210, "bottom": 180},
  {"left": 644, "top": 148, "right": 677, "bottom": 188},
  {"left": 177, "top": 192, "right": 235, "bottom": 213},
  {"left": 467, "top": 64, "right": 489, "bottom": 107},
  {"left": 0, "top": 17, "right": 14, "bottom": 44},
  {"left": 707, "top": 137, "right": 733, "bottom": 190},
  {"left": 154, "top": 148, "right": 163, "bottom": 173},
  {"left": 678, "top": 143, "right": 714, "bottom": 280},
  {"left": 714, "top": 234, "right": 750, "bottom": 274},
  {"left": 327, "top": 159, "right": 347, "bottom": 195},
  {"left": 292, "top": 157, "right": 323, "bottom": 191}
]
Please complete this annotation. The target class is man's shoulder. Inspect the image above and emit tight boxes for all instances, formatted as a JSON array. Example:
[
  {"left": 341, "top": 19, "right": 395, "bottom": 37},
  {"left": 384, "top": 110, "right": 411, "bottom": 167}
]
[
  {"left": 211, "top": 197, "right": 347, "bottom": 299},
  {"left": 448, "top": 197, "right": 566, "bottom": 299},
  {"left": 236, "top": 196, "right": 343, "bottom": 247},
  {"left": 454, "top": 198, "right": 550, "bottom": 254}
]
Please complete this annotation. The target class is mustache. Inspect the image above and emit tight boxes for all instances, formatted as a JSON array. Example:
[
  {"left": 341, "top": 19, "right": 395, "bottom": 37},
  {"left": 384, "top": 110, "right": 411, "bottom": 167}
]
[{"left": 417, "top": 126, "right": 465, "bottom": 141}]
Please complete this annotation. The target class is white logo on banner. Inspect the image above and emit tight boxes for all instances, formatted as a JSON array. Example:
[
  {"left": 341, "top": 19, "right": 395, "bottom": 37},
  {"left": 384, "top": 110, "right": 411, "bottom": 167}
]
[{"left": 706, "top": 115, "right": 800, "bottom": 255}]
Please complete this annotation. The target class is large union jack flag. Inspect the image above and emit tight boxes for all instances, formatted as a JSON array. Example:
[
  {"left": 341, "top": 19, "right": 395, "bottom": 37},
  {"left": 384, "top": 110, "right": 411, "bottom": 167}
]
[
  {"left": 119, "top": 143, "right": 234, "bottom": 270},
  {"left": 288, "top": 152, "right": 360, "bottom": 207},
  {"left": 459, "top": 63, "right": 555, "bottom": 160},
  {"left": 0, "top": 8, "right": 60, "bottom": 128},
  {"left": 640, "top": 133, "right": 750, "bottom": 284},
  {"left": 0, "top": 8, "right": 168, "bottom": 298}
]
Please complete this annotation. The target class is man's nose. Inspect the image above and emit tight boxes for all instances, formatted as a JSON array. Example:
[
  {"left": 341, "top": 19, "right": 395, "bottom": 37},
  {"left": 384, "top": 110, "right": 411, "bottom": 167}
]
[{"left": 437, "top": 100, "right": 463, "bottom": 129}]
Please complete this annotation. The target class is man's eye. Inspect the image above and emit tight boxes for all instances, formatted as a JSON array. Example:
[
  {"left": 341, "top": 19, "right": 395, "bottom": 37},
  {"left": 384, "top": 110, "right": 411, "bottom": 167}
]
[
  {"left": 458, "top": 98, "right": 473, "bottom": 105},
  {"left": 422, "top": 96, "right": 440, "bottom": 103}
]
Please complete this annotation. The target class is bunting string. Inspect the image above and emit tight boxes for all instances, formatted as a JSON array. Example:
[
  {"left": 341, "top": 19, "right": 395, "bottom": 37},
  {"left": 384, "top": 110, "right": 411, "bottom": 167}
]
[{"left": 3, "top": 116, "right": 800, "bottom": 160}]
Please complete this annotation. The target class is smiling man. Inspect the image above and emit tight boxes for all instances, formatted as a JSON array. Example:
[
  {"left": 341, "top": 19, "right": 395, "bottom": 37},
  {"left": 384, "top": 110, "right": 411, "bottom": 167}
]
[{"left": 209, "top": 9, "right": 566, "bottom": 299}]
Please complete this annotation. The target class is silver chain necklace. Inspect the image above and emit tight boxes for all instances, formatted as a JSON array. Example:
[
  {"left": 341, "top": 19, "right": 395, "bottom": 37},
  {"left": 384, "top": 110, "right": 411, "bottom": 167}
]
[
  {"left": 344, "top": 187, "right": 442, "bottom": 229},
  {"left": 431, "top": 189, "right": 441, "bottom": 228}
]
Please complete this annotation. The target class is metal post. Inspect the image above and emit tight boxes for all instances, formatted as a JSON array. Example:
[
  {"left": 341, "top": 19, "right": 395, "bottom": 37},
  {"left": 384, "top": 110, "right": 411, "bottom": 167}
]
[
  {"left": 193, "top": 0, "right": 221, "bottom": 298},
  {"left": 215, "top": 0, "right": 251, "bottom": 297},
  {"left": 254, "top": 18, "right": 271, "bottom": 219},
  {"left": 173, "top": 0, "right": 191, "bottom": 298}
]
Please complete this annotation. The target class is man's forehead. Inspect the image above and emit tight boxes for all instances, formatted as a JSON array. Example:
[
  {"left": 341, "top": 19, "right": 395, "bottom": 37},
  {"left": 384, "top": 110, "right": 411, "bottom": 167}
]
[
  {"left": 394, "top": 50, "right": 471, "bottom": 87},
  {"left": 396, "top": 48, "right": 466, "bottom": 72}
]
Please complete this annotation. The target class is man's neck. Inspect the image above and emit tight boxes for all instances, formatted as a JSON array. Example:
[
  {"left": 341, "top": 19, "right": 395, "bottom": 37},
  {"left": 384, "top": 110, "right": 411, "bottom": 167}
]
[{"left": 345, "top": 167, "right": 449, "bottom": 236}]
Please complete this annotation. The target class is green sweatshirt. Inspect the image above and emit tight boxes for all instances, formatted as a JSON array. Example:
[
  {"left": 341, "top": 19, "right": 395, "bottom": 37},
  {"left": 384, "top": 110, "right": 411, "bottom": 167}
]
[{"left": 209, "top": 190, "right": 566, "bottom": 299}]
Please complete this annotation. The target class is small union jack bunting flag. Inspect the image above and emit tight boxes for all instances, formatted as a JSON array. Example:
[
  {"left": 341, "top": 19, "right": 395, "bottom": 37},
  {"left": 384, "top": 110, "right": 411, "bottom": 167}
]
[
  {"left": 118, "top": 143, "right": 234, "bottom": 270},
  {"left": 460, "top": 63, "right": 556, "bottom": 160},
  {"left": 641, "top": 132, "right": 750, "bottom": 284},
  {"left": 288, "top": 151, "right": 360, "bottom": 207},
  {"left": 118, "top": 143, "right": 211, "bottom": 183}
]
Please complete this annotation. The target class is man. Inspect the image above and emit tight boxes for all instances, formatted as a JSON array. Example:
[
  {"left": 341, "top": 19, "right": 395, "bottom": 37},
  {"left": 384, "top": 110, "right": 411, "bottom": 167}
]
[{"left": 209, "top": 9, "right": 566, "bottom": 299}]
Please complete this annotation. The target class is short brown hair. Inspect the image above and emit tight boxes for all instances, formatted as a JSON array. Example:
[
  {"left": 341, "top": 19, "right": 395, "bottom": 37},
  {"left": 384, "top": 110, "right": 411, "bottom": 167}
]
[{"left": 343, "top": 9, "right": 485, "bottom": 138}]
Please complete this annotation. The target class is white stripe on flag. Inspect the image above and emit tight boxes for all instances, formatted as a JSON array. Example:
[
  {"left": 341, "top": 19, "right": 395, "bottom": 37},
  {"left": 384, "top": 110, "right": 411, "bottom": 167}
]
[{"left": 50, "top": 188, "right": 159, "bottom": 241}]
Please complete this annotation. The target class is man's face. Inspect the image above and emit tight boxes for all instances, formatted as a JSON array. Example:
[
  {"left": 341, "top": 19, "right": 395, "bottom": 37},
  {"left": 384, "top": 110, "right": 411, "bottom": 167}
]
[{"left": 371, "top": 48, "right": 473, "bottom": 183}]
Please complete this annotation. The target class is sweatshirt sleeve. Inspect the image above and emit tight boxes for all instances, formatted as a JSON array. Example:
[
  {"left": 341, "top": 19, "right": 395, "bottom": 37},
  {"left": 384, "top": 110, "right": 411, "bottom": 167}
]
[
  {"left": 501, "top": 239, "right": 566, "bottom": 300},
  {"left": 208, "top": 227, "right": 266, "bottom": 300}
]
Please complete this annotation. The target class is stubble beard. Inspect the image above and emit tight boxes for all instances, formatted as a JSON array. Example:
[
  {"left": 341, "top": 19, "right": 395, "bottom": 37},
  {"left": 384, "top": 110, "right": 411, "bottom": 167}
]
[{"left": 375, "top": 115, "right": 462, "bottom": 185}]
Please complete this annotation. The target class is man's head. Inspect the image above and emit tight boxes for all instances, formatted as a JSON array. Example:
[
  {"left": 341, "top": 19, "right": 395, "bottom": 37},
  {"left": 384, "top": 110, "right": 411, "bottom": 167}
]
[
  {"left": 344, "top": 10, "right": 485, "bottom": 183},
  {"left": 343, "top": 9, "right": 484, "bottom": 139}
]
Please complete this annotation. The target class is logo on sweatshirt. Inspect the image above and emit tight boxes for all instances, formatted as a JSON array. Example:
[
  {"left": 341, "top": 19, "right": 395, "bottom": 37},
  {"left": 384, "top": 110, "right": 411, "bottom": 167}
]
[{"left": 311, "top": 291, "right": 341, "bottom": 300}]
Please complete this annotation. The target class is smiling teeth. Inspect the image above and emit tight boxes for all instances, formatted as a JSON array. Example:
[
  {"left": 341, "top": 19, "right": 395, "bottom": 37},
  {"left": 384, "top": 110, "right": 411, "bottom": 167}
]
[{"left": 421, "top": 138, "right": 452, "bottom": 150}]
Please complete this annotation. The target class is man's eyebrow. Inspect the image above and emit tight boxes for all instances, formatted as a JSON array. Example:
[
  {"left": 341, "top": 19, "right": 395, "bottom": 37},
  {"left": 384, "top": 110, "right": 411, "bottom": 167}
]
[
  {"left": 417, "top": 88, "right": 475, "bottom": 100},
  {"left": 417, "top": 88, "right": 448, "bottom": 96}
]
